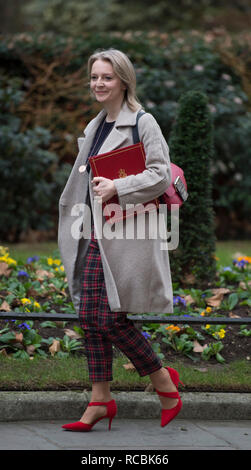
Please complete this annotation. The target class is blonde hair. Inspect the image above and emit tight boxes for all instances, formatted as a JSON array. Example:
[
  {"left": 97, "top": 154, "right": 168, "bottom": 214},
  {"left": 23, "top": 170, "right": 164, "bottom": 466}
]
[{"left": 87, "top": 49, "right": 142, "bottom": 112}]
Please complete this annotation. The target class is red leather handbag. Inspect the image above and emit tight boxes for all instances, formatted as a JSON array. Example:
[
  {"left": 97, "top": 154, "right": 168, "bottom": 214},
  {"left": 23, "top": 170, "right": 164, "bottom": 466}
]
[
  {"left": 133, "top": 111, "right": 188, "bottom": 211},
  {"left": 161, "top": 163, "right": 188, "bottom": 211}
]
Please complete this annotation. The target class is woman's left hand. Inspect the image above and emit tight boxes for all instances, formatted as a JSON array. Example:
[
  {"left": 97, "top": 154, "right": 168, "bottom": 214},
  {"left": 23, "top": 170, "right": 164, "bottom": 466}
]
[{"left": 92, "top": 177, "right": 117, "bottom": 203}]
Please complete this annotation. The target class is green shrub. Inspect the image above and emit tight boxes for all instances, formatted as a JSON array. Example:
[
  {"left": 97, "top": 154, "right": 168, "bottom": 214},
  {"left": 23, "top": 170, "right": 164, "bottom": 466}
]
[
  {"left": 0, "top": 75, "right": 71, "bottom": 242},
  {"left": 169, "top": 90, "right": 216, "bottom": 286}
]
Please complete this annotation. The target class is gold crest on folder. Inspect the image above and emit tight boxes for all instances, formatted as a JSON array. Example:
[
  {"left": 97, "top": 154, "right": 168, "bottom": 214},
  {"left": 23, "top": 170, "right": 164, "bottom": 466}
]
[{"left": 118, "top": 169, "right": 127, "bottom": 178}]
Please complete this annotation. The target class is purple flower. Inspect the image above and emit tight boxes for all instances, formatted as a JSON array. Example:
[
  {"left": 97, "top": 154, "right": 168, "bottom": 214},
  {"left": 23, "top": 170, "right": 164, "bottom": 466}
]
[
  {"left": 233, "top": 259, "right": 248, "bottom": 268},
  {"left": 141, "top": 331, "right": 151, "bottom": 340},
  {"left": 17, "top": 270, "right": 29, "bottom": 278},
  {"left": 18, "top": 322, "right": 31, "bottom": 330},
  {"left": 173, "top": 295, "right": 186, "bottom": 306},
  {"left": 27, "top": 255, "right": 40, "bottom": 263}
]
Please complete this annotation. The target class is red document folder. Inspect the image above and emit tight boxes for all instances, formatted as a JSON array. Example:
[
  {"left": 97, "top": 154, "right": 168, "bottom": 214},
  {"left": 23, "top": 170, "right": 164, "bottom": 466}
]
[{"left": 89, "top": 142, "right": 159, "bottom": 223}]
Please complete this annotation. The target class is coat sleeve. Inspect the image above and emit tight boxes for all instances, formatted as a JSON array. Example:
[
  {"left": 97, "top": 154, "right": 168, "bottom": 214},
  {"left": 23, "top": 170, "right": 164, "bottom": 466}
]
[{"left": 112, "top": 113, "right": 171, "bottom": 208}]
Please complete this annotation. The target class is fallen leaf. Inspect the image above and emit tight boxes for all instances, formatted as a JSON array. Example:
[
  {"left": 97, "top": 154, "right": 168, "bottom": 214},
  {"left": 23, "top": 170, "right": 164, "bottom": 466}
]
[
  {"left": 59, "top": 289, "right": 67, "bottom": 297},
  {"left": 123, "top": 362, "right": 136, "bottom": 371},
  {"left": 239, "top": 280, "right": 251, "bottom": 290},
  {"left": 26, "top": 344, "right": 36, "bottom": 355},
  {"left": 206, "top": 293, "right": 223, "bottom": 307},
  {"left": 49, "top": 339, "right": 61, "bottom": 356},
  {"left": 206, "top": 288, "right": 230, "bottom": 307},
  {"left": 184, "top": 295, "right": 195, "bottom": 305},
  {"left": 229, "top": 311, "right": 241, "bottom": 318},
  {"left": 211, "top": 288, "right": 231, "bottom": 295},
  {"left": 0, "top": 262, "right": 11, "bottom": 277},
  {"left": 0, "top": 300, "right": 11, "bottom": 311},
  {"left": 64, "top": 328, "right": 82, "bottom": 339},
  {"left": 15, "top": 332, "right": 23, "bottom": 343},
  {"left": 47, "top": 283, "right": 57, "bottom": 291},
  {"left": 239, "top": 281, "right": 246, "bottom": 290},
  {"left": 36, "top": 269, "right": 54, "bottom": 281},
  {"left": 193, "top": 340, "right": 208, "bottom": 353}
]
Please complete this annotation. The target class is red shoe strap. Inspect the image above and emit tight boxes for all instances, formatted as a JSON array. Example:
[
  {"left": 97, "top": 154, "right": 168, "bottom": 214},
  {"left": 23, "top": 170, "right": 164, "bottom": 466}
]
[
  {"left": 156, "top": 390, "right": 180, "bottom": 398},
  {"left": 88, "top": 401, "right": 110, "bottom": 407}
]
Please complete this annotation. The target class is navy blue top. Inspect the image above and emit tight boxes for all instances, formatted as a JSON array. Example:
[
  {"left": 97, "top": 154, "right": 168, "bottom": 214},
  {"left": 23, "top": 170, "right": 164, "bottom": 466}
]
[{"left": 86, "top": 118, "right": 115, "bottom": 173}]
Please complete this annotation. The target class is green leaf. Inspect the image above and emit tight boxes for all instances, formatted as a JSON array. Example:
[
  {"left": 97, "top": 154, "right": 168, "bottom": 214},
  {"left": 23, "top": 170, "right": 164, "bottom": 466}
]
[
  {"left": 216, "top": 353, "right": 225, "bottom": 364},
  {"left": 41, "top": 321, "right": 58, "bottom": 328},
  {"left": 0, "top": 331, "right": 16, "bottom": 343},
  {"left": 12, "top": 350, "right": 30, "bottom": 359},
  {"left": 228, "top": 293, "right": 239, "bottom": 310},
  {"left": 73, "top": 326, "right": 85, "bottom": 337}
]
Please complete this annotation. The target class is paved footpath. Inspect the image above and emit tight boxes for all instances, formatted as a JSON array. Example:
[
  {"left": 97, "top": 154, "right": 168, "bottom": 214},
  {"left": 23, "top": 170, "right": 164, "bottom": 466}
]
[
  {"left": 1, "top": 391, "right": 251, "bottom": 454},
  {"left": 0, "top": 419, "right": 250, "bottom": 450}
]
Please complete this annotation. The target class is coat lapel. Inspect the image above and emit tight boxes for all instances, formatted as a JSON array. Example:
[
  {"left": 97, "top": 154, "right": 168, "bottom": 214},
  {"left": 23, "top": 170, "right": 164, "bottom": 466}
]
[
  {"left": 97, "top": 127, "right": 127, "bottom": 154},
  {"left": 96, "top": 102, "right": 142, "bottom": 154}
]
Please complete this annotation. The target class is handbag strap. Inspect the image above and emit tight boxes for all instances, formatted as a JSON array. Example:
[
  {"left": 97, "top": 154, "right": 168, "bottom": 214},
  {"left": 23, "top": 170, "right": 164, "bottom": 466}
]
[{"left": 132, "top": 110, "right": 145, "bottom": 144}]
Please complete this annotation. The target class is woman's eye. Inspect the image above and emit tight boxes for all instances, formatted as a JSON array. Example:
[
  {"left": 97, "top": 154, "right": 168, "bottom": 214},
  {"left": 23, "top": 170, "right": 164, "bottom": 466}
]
[{"left": 91, "top": 76, "right": 113, "bottom": 81}]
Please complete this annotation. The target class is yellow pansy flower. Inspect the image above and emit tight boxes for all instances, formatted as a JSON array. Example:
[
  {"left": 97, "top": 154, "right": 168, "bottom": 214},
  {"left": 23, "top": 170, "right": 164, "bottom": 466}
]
[
  {"left": 33, "top": 301, "right": 41, "bottom": 309},
  {"left": 0, "top": 255, "right": 17, "bottom": 265},
  {"left": 55, "top": 265, "right": 64, "bottom": 273},
  {"left": 53, "top": 259, "right": 61, "bottom": 265},
  {"left": 21, "top": 298, "right": 31, "bottom": 305}
]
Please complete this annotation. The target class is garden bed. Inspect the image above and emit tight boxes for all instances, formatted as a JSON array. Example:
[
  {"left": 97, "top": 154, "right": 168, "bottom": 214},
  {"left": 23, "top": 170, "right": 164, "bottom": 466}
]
[
  {"left": 0, "top": 308, "right": 250, "bottom": 365},
  {"left": 0, "top": 246, "right": 250, "bottom": 374}
]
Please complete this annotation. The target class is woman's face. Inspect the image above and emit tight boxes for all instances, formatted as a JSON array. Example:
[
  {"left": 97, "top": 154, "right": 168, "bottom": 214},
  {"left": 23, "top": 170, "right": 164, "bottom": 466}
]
[{"left": 90, "top": 59, "right": 126, "bottom": 108}]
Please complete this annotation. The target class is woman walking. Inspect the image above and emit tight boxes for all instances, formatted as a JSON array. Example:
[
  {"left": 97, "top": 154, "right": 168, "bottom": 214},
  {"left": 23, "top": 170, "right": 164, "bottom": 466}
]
[{"left": 58, "top": 49, "right": 183, "bottom": 431}]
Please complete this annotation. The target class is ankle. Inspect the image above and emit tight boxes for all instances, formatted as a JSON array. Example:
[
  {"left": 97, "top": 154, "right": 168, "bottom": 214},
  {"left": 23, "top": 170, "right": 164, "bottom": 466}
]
[
  {"left": 90, "top": 382, "right": 112, "bottom": 404},
  {"left": 90, "top": 395, "right": 112, "bottom": 403},
  {"left": 150, "top": 368, "right": 175, "bottom": 392}
]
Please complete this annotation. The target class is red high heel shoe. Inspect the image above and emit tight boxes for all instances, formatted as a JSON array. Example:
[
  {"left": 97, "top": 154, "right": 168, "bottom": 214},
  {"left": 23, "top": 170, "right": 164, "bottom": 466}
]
[
  {"left": 156, "top": 367, "right": 184, "bottom": 427},
  {"left": 62, "top": 399, "right": 117, "bottom": 432},
  {"left": 165, "top": 366, "right": 184, "bottom": 389}
]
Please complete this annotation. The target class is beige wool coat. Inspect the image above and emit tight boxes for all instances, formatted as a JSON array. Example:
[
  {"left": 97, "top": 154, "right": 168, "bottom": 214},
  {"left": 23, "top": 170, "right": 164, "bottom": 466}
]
[{"left": 58, "top": 101, "right": 173, "bottom": 314}]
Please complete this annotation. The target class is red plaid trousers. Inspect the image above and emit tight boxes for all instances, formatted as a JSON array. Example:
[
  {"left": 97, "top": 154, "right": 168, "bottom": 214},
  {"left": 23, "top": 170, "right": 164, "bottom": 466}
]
[{"left": 79, "top": 226, "right": 162, "bottom": 382}]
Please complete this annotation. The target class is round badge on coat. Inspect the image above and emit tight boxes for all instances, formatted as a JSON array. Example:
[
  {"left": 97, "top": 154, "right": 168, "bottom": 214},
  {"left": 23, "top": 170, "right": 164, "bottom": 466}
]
[{"left": 78, "top": 165, "right": 86, "bottom": 173}]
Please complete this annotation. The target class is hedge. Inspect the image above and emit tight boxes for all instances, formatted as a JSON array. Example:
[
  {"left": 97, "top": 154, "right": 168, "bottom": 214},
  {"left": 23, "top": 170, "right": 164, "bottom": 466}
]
[
  {"left": 0, "top": 30, "right": 251, "bottom": 241},
  {"left": 169, "top": 90, "right": 216, "bottom": 286}
]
